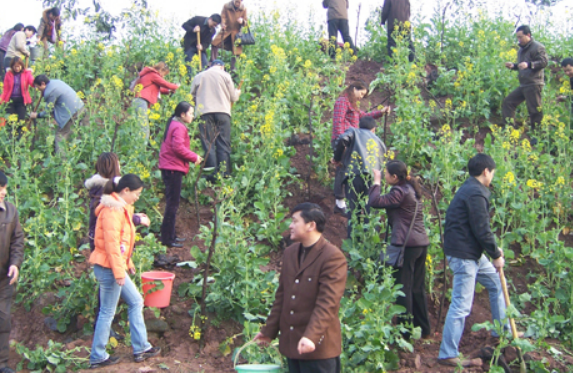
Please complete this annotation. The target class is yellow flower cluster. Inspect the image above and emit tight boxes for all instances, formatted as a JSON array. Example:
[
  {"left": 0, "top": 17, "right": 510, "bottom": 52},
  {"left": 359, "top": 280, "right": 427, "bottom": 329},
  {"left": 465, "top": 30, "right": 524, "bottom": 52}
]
[
  {"left": 560, "top": 79, "right": 571, "bottom": 95},
  {"left": 166, "top": 52, "right": 174, "bottom": 63},
  {"left": 509, "top": 128, "right": 520, "bottom": 143},
  {"left": 189, "top": 325, "right": 201, "bottom": 340},
  {"left": 261, "top": 110, "right": 274, "bottom": 138},
  {"left": 503, "top": 171, "right": 516, "bottom": 186},
  {"left": 556, "top": 176, "right": 565, "bottom": 186},
  {"left": 526, "top": 179, "right": 542, "bottom": 190},
  {"left": 149, "top": 113, "right": 161, "bottom": 121},
  {"left": 273, "top": 148, "right": 284, "bottom": 159},
  {"left": 111, "top": 75, "right": 123, "bottom": 89},
  {"left": 521, "top": 139, "right": 531, "bottom": 152}
]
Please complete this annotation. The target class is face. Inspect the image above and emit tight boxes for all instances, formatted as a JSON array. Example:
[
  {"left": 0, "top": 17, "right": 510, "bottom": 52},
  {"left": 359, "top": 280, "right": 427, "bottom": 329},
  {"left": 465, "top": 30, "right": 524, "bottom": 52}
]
[
  {"left": 13, "top": 64, "right": 22, "bottom": 73},
  {"left": 289, "top": 211, "right": 314, "bottom": 242},
  {"left": 516, "top": 31, "right": 531, "bottom": 47},
  {"left": 208, "top": 19, "right": 219, "bottom": 28},
  {"left": 0, "top": 185, "right": 6, "bottom": 204},
  {"left": 181, "top": 107, "right": 195, "bottom": 124},
  {"left": 121, "top": 187, "right": 143, "bottom": 205},
  {"left": 25, "top": 30, "right": 35, "bottom": 38},
  {"left": 483, "top": 168, "right": 495, "bottom": 187},
  {"left": 233, "top": 0, "right": 242, "bottom": 7},
  {"left": 563, "top": 65, "right": 573, "bottom": 78},
  {"left": 34, "top": 83, "right": 47, "bottom": 92},
  {"left": 384, "top": 170, "right": 398, "bottom": 185},
  {"left": 353, "top": 88, "right": 367, "bottom": 99},
  {"left": 49, "top": 13, "right": 57, "bottom": 21}
]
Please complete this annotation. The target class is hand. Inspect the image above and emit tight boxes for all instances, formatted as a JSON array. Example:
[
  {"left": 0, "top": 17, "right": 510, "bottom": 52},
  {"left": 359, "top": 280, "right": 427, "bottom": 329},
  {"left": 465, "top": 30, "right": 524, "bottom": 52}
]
[
  {"left": 116, "top": 277, "right": 126, "bottom": 286},
  {"left": 253, "top": 332, "right": 272, "bottom": 347},
  {"left": 383, "top": 106, "right": 391, "bottom": 114},
  {"left": 557, "top": 95, "right": 567, "bottom": 103},
  {"left": 492, "top": 256, "right": 505, "bottom": 271},
  {"left": 238, "top": 17, "right": 244, "bottom": 25},
  {"left": 136, "top": 213, "right": 150, "bottom": 227},
  {"left": 221, "top": 23, "right": 227, "bottom": 30},
  {"left": 7, "top": 265, "right": 18, "bottom": 285},
  {"left": 30, "top": 112, "right": 38, "bottom": 119},
  {"left": 498, "top": 247, "right": 504, "bottom": 257},
  {"left": 194, "top": 156, "right": 203, "bottom": 166},
  {"left": 505, "top": 62, "right": 514, "bottom": 69},
  {"left": 517, "top": 62, "right": 528, "bottom": 70},
  {"left": 330, "top": 158, "right": 341, "bottom": 167},
  {"left": 297, "top": 337, "right": 315, "bottom": 354},
  {"left": 193, "top": 25, "right": 200, "bottom": 32},
  {"left": 197, "top": 44, "right": 203, "bottom": 51},
  {"left": 236, "top": 89, "right": 241, "bottom": 96},
  {"left": 373, "top": 169, "right": 382, "bottom": 185},
  {"left": 129, "top": 268, "right": 136, "bottom": 275}
]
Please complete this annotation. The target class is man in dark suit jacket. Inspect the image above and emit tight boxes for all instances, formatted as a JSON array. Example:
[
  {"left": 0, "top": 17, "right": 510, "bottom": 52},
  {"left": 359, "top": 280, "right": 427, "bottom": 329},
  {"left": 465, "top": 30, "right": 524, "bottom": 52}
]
[
  {"left": 182, "top": 14, "right": 221, "bottom": 77},
  {"left": 381, "top": 0, "right": 415, "bottom": 62},
  {"left": 254, "top": 203, "right": 347, "bottom": 373}
]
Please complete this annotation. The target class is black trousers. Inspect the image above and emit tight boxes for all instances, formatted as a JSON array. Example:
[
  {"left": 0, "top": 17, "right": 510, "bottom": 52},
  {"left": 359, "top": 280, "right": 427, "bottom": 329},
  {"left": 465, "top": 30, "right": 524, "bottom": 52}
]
[
  {"left": 327, "top": 19, "right": 355, "bottom": 56},
  {"left": 394, "top": 246, "right": 431, "bottom": 336},
  {"left": 387, "top": 27, "right": 415, "bottom": 62},
  {"left": 502, "top": 85, "right": 543, "bottom": 129},
  {"left": 199, "top": 113, "right": 232, "bottom": 177},
  {"left": 160, "top": 170, "right": 183, "bottom": 245},
  {"left": 287, "top": 356, "right": 341, "bottom": 373},
  {"left": 0, "top": 278, "right": 14, "bottom": 368},
  {"left": 345, "top": 173, "right": 370, "bottom": 237},
  {"left": 0, "top": 50, "right": 6, "bottom": 81},
  {"left": 6, "top": 97, "right": 27, "bottom": 138}
]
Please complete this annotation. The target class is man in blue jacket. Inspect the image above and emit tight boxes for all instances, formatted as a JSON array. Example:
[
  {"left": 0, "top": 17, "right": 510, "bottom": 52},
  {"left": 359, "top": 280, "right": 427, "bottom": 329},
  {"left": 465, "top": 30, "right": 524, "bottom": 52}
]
[
  {"left": 30, "top": 75, "right": 87, "bottom": 154},
  {"left": 438, "top": 154, "right": 506, "bottom": 368}
]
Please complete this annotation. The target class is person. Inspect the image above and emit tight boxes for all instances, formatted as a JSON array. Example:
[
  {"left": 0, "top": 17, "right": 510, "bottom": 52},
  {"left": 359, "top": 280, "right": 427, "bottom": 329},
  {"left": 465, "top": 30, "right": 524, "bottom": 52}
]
[
  {"left": 557, "top": 58, "right": 573, "bottom": 114},
  {"left": 212, "top": 0, "right": 248, "bottom": 72},
  {"left": 322, "top": 0, "right": 355, "bottom": 57},
  {"left": 30, "top": 75, "right": 88, "bottom": 154},
  {"left": 85, "top": 153, "right": 150, "bottom": 340},
  {"left": 182, "top": 14, "right": 222, "bottom": 76},
  {"left": 502, "top": 25, "right": 547, "bottom": 138},
  {"left": 0, "top": 57, "right": 34, "bottom": 137},
  {"left": 381, "top": 0, "right": 415, "bottom": 62},
  {"left": 331, "top": 81, "right": 390, "bottom": 215},
  {"left": 37, "top": 7, "right": 61, "bottom": 56},
  {"left": 254, "top": 203, "right": 347, "bottom": 373},
  {"left": 89, "top": 174, "right": 160, "bottom": 369},
  {"left": 131, "top": 62, "right": 179, "bottom": 144},
  {"left": 438, "top": 154, "right": 507, "bottom": 368},
  {"left": 158, "top": 102, "right": 202, "bottom": 248},
  {"left": 332, "top": 116, "right": 386, "bottom": 237},
  {"left": 0, "top": 171, "right": 24, "bottom": 373},
  {"left": 3, "top": 26, "right": 36, "bottom": 70},
  {"left": 191, "top": 59, "right": 240, "bottom": 181},
  {"left": 368, "top": 160, "right": 431, "bottom": 338},
  {"left": 0, "top": 23, "right": 24, "bottom": 80}
]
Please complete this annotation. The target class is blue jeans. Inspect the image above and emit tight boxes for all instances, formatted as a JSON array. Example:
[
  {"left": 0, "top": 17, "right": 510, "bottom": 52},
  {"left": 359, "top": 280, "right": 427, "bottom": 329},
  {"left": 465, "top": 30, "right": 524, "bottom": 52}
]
[
  {"left": 90, "top": 265, "right": 152, "bottom": 364},
  {"left": 438, "top": 255, "right": 508, "bottom": 359}
]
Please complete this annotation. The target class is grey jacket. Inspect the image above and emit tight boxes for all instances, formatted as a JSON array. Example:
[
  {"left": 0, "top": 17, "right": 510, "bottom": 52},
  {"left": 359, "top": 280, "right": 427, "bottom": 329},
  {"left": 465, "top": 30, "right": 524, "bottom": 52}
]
[
  {"left": 5, "top": 31, "right": 29, "bottom": 59},
  {"left": 333, "top": 127, "right": 386, "bottom": 179},
  {"left": 511, "top": 38, "right": 548, "bottom": 87},
  {"left": 38, "top": 79, "right": 84, "bottom": 128},
  {"left": 322, "top": 0, "right": 349, "bottom": 21},
  {"left": 0, "top": 201, "right": 24, "bottom": 279}
]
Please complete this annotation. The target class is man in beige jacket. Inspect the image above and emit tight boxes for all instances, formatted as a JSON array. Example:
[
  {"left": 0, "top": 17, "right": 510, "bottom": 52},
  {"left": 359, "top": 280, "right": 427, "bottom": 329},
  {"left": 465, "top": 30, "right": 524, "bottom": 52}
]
[
  {"left": 4, "top": 26, "right": 36, "bottom": 70},
  {"left": 323, "top": 0, "right": 355, "bottom": 57},
  {"left": 190, "top": 60, "right": 240, "bottom": 181}
]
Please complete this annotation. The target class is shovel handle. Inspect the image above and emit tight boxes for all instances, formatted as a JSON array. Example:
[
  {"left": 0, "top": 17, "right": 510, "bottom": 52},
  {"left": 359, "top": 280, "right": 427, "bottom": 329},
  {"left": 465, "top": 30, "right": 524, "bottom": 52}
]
[
  {"left": 498, "top": 268, "right": 519, "bottom": 340},
  {"left": 196, "top": 31, "right": 202, "bottom": 70}
]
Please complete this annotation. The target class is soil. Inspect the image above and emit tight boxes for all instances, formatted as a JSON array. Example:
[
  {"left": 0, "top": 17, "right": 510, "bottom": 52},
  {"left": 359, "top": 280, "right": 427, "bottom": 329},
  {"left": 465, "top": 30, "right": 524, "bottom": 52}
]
[{"left": 8, "top": 60, "right": 573, "bottom": 373}]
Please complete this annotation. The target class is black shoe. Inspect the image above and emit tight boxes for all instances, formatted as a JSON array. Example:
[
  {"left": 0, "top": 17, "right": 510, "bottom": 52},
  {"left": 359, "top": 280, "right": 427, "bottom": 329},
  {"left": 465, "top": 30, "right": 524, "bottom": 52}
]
[
  {"left": 134, "top": 346, "right": 161, "bottom": 363},
  {"left": 334, "top": 205, "right": 348, "bottom": 217},
  {"left": 167, "top": 242, "right": 183, "bottom": 248},
  {"left": 110, "top": 328, "right": 124, "bottom": 340},
  {"left": 90, "top": 355, "right": 120, "bottom": 369},
  {"left": 0, "top": 368, "right": 15, "bottom": 373},
  {"left": 175, "top": 237, "right": 186, "bottom": 242}
]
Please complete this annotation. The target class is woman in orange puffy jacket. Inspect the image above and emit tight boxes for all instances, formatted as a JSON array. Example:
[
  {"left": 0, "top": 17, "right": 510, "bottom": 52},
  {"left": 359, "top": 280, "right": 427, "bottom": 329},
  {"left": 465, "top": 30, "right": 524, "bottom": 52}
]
[{"left": 88, "top": 174, "right": 160, "bottom": 369}]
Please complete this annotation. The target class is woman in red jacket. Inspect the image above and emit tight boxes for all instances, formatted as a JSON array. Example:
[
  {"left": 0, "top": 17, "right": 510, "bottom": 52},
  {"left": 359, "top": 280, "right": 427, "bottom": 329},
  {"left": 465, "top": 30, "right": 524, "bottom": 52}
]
[
  {"left": 158, "top": 101, "right": 202, "bottom": 247},
  {"left": 1, "top": 57, "right": 34, "bottom": 137},
  {"left": 131, "top": 62, "right": 179, "bottom": 144}
]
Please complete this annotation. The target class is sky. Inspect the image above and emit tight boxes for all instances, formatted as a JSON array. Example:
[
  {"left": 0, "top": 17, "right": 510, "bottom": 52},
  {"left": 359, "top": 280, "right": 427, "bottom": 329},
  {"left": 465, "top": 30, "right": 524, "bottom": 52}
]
[{"left": 1, "top": 0, "right": 571, "bottom": 45}]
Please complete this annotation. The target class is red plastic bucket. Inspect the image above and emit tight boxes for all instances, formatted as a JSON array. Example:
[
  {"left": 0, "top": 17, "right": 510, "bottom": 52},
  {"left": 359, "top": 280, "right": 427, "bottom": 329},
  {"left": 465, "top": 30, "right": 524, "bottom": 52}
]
[{"left": 141, "top": 271, "right": 175, "bottom": 308}]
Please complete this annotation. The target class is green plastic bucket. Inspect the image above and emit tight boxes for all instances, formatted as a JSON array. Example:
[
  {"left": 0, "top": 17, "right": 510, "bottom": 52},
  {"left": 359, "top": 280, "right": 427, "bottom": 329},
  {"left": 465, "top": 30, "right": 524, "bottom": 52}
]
[{"left": 235, "top": 364, "right": 281, "bottom": 373}]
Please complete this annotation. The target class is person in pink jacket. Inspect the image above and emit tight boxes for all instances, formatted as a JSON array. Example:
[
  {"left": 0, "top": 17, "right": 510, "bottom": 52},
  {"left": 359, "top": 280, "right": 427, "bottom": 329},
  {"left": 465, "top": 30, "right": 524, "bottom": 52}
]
[
  {"left": 1, "top": 57, "right": 34, "bottom": 138},
  {"left": 158, "top": 101, "right": 202, "bottom": 247}
]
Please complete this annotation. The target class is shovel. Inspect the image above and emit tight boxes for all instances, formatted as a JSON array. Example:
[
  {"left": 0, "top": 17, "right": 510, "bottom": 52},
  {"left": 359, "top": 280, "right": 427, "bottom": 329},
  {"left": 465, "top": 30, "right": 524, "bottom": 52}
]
[
  {"left": 498, "top": 267, "right": 526, "bottom": 373},
  {"left": 196, "top": 31, "right": 202, "bottom": 71}
]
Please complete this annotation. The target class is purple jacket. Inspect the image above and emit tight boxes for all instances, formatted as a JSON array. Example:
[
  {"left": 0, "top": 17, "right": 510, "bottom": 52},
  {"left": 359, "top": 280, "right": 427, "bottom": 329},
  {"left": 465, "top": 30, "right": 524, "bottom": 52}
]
[
  {"left": 0, "top": 30, "right": 16, "bottom": 52},
  {"left": 85, "top": 174, "right": 141, "bottom": 251}
]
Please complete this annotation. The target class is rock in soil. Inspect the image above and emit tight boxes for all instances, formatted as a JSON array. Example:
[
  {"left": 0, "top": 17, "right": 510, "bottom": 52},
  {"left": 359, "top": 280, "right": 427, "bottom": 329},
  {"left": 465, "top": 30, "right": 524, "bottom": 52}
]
[{"left": 145, "top": 319, "right": 169, "bottom": 334}]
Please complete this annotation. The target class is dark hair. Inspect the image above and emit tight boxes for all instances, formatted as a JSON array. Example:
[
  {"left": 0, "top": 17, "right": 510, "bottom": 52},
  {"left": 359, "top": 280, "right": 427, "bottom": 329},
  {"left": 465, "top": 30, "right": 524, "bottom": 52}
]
[
  {"left": 210, "top": 14, "right": 222, "bottom": 24},
  {"left": 152, "top": 61, "right": 169, "bottom": 75},
  {"left": 468, "top": 153, "right": 496, "bottom": 177},
  {"left": 516, "top": 25, "right": 531, "bottom": 36},
  {"left": 386, "top": 160, "right": 422, "bottom": 199},
  {"left": 34, "top": 74, "right": 50, "bottom": 86},
  {"left": 561, "top": 58, "right": 573, "bottom": 68},
  {"left": 103, "top": 174, "right": 144, "bottom": 195},
  {"left": 10, "top": 56, "right": 25, "bottom": 71},
  {"left": 0, "top": 171, "right": 7, "bottom": 187},
  {"left": 164, "top": 101, "right": 193, "bottom": 141},
  {"left": 343, "top": 80, "right": 368, "bottom": 110},
  {"left": 24, "top": 25, "right": 37, "bottom": 34},
  {"left": 49, "top": 7, "right": 61, "bottom": 17},
  {"left": 13, "top": 23, "right": 25, "bottom": 32},
  {"left": 95, "top": 152, "right": 121, "bottom": 180},
  {"left": 359, "top": 116, "right": 376, "bottom": 130},
  {"left": 291, "top": 203, "right": 326, "bottom": 233}
]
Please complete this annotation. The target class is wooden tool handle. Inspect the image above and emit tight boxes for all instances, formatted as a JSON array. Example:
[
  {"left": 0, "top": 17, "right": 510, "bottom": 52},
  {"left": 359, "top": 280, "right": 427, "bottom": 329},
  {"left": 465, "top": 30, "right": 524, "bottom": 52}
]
[{"left": 498, "top": 268, "right": 519, "bottom": 340}]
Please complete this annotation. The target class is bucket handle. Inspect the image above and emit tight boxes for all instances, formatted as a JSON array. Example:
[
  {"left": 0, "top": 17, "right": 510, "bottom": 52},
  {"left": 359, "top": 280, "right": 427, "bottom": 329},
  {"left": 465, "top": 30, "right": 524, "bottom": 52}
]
[{"left": 233, "top": 339, "right": 281, "bottom": 368}]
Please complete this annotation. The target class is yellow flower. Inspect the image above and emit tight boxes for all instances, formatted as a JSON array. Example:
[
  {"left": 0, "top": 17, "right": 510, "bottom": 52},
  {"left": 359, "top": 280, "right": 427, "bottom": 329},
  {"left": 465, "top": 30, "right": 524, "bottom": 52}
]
[
  {"left": 502, "top": 141, "right": 510, "bottom": 150},
  {"left": 503, "top": 171, "right": 515, "bottom": 186},
  {"left": 445, "top": 99, "right": 452, "bottom": 109},
  {"left": 152, "top": 103, "right": 160, "bottom": 111},
  {"left": 97, "top": 42, "right": 105, "bottom": 51},
  {"left": 526, "top": 179, "right": 541, "bottom": 189},
  {"left": 459, "top": 41, "right": 464, "bottom": 47},
  {"left": 304, "top": 60, "right": 312, "bottom": 69},
  {"left": 509, "top": 128, "right": 520, "bottom": 143},
  {"left": 149, "top": 113, "right": 161, "bottom": 121},
  {"left": 351, "top": 55, "right": 358, "bottom": 62},
  {"left": 263, "top": 74, "right": 270, "bottom": 81},
  {"left": 77, "top": 91, "right": 85, "bottom": 100},
  {"left": 343, "top": 42, "right": 350, "bottom": 49},
  {"left": 404, "top": 20, "right": 411, "bottom": 28},
  {"left": 194, "top": 332, "right": 201, "bottom": 340},
  {"left": 111, "top": 75, "right": 123, "bottom": 89},
  {"left": 556, "top": 176, "right": 565, "bottom": 186},
  {"left": 166, "top": 52, "right": 174, "bottom": 62},
  {"left": 8, "top": 114, "right": 18, "bottom": 123},
  {"left": 441, "top": 124, "right": 451, "bottom": 134},
  {"left": 269, "top": 66, "right": 277, "bottom": 74},
  {"left": 385, "top": 150, "right": 395, "bottom": 160},
  {"left": 521, "top": 139, "right": 531, "bottom": 152},
  {"left": 71, "top": 49, "right": 77, "bottom": 56}
]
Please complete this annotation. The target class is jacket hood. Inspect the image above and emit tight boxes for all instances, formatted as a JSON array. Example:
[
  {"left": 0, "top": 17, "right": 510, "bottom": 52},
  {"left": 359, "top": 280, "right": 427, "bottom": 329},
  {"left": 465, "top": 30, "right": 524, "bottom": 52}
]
[
  {"left": 95, "top": 193, "right": 127, "bottom": 217},
  {"left": 85, "top": 174, "right": 109, "bottom": 189},
  {"left": 139, "top": 67, "right": 159, "bottom": 78},
  {"left": 225, "top": 1, "right": 246, "bottom": 11}
]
